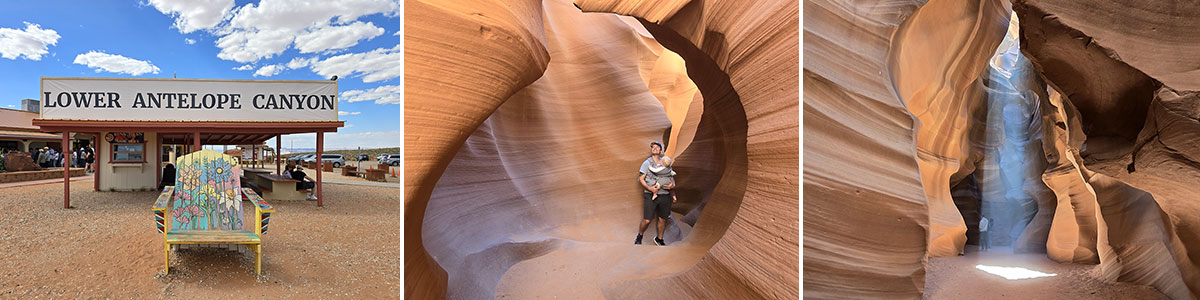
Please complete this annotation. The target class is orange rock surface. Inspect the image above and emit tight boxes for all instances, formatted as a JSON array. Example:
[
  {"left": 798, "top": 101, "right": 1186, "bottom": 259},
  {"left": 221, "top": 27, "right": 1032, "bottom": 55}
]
[
  {"left": 406, "top": 0, "right": 797, "bottom": 298},
  {"left": 805, "top": 0, "right": 1200, "bottom": 298}
]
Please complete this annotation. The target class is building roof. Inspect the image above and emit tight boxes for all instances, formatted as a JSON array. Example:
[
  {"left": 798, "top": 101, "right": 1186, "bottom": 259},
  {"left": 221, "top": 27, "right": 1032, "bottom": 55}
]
[{"left": 0, "top": 130, "right": 60, "bottom": 140}]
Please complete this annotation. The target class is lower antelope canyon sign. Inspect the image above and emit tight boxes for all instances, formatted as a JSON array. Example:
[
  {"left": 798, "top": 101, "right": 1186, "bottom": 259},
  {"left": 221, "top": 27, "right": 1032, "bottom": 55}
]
[{"left": 40, "top": 77, "right": 338, "bottom": 122}]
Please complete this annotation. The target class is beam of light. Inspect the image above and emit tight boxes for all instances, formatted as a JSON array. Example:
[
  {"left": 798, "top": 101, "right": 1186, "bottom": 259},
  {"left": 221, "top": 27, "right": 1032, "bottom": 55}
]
[{"left": 975, "top": 264, "right": 1057, "bottom": 280}]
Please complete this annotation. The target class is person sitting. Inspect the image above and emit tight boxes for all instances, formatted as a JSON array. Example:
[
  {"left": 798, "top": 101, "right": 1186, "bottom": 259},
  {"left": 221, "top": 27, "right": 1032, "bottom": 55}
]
[{"left": 289, "top": 165, "right": 317, "bottom": 200}]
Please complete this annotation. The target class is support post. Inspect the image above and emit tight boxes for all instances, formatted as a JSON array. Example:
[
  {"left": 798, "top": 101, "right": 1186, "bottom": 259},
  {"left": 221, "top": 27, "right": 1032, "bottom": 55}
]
[
  {"left": 62, "top": 131, "right": 70, "bottom": 209},
  {"left": 94, "top": 134, "right": 101, "bottom": 192},
  {"left": 316, "top": 131, "right": 323, "bottom": 207},
  {"left": 193, "top": 132, "right": 200, "bottom": 154},
  {"left": 275, "top": 135, "right": 281, "bottom": 175},
  {"left": 156, "top": 133, "right": 162, "bottom": 189}
]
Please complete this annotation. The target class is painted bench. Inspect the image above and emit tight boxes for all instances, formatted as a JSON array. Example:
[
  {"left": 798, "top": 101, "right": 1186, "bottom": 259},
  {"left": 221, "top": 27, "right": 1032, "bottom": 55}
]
[{"left": 152, "top": 150, "right": 274, "bottom": 275}]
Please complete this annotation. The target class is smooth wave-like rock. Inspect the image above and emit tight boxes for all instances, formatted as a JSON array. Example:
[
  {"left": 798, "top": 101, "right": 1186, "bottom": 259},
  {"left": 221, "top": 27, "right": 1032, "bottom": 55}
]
[
  {"left": 805, "top": 0, "right": 1009, "bottom": 296},
  {"left": 806, "top": 0, "right": 1199, "bottom": 298},
  {"left": 405, "top": 1, "right": 550, "bottom": 298},
  {"left": 1017, "top": 1, "right": 1200, "bottom": 297},
  {"left": 424, "top": 1, "right": 700, "bottom": 298},
  {"left": 408, "top": 0, "right": 798, "bottom": 298},
  {"left": 1014, "top": 0, "right": 1158, "bottom": 156},
  {"left": 890, "top": 0, "right": 1011, "bottom": 258}
]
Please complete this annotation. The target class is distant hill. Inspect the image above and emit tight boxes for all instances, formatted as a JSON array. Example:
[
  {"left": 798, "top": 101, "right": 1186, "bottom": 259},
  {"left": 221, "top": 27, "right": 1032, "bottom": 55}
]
[{"left": 284, "top": 147, "right": 401, "bottom": 161}]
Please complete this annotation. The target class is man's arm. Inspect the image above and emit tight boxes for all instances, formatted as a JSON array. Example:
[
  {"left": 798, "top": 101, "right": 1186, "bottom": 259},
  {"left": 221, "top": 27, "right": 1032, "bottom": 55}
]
[{"left": 639, "top": 174, "right": 657, "bottom": 193}]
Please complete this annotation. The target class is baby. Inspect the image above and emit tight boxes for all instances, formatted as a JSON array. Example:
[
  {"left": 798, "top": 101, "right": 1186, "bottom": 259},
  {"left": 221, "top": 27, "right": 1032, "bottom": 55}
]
[{"left": 645, "top": 155, "right": 677, "bottom": 203}]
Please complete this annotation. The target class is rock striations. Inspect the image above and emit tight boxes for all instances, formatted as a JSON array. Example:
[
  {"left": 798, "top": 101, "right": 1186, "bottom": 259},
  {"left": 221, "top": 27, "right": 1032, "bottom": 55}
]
[
  {"left": 805, "top": 0, "right": 1200, "bottom": 298},
  {"left": 407, "top": 0, "right": 798, "bottom": 299}
]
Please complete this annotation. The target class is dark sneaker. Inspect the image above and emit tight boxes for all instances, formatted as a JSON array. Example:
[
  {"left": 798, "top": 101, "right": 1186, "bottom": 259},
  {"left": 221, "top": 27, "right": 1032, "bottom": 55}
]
[
  {"left": 655, "top": 238, "right": 665, "bottom": 246},
  {"left": 634, "top": 235, "right": 643, "bottom": 245}
]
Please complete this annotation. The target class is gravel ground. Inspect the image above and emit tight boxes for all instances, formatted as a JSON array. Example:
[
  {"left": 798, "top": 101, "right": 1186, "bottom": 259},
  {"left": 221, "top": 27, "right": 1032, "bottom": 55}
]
[{"left": 0, "top": 178, "right": 399, "bottom": 298}]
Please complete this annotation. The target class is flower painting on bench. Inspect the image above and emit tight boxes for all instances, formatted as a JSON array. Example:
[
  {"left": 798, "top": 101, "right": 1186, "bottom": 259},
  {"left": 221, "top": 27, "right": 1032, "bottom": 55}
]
[{"left": 171, "top": 150, "right": 245, "bottom": 231}]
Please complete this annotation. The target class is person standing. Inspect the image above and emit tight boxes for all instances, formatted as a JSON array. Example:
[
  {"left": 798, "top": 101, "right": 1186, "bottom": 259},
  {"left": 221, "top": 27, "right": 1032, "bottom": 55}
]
[
  {"left": 85, "top": 146, "right": 95, "bottom": 173},
  {"left": 634, "top": 142, "right": 675, "bottom": 246},
  {"left": 979, "top": 217, "right": 991, "bottom": 252},
  {"left": 36, "top": 148, "right": 47, "bottom": 168}
]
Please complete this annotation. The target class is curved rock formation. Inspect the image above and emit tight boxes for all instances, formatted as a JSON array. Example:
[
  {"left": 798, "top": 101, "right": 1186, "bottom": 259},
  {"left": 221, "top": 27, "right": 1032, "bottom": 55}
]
[
  {"left": 1017, "top": 1, "right": 1200, "bottom": 297},
  {"left": 804, "top": 0, "right": 1009, "bottom": 296},
  {"left": 807, "top": 0, "right": 1200, "bottom": 298},
  {"left": 404, "top": 1, "right": 550, "bottom": 298},
  {"left": 1014, "top": 0, "right": 1159, "bottom": 157},
  {"left": 889, "top": 0, "right": 1011, "bottom": 257},
  {"left": 407, "top": 0, "right": 798, "bottom": 298}
]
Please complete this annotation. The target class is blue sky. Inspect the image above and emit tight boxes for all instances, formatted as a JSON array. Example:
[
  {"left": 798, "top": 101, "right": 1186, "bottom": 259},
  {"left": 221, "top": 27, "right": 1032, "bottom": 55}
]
[{"left": 0, "top": 0, "right": 400, "bottom": 151}]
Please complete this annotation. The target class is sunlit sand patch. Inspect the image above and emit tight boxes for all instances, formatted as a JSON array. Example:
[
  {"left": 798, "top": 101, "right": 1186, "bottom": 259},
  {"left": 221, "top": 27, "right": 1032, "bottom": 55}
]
[{"left": 975, "top": 264, "right": 1057, "bottom": 280}]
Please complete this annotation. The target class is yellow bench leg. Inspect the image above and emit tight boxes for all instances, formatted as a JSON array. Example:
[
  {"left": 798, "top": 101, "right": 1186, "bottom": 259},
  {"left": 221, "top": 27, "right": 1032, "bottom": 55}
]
[
  {"left": 253, "top": 244, "right": 262, "bottom": 276},
  {"left": 164, "top": 243, "right": 170, "bottom": 275}
]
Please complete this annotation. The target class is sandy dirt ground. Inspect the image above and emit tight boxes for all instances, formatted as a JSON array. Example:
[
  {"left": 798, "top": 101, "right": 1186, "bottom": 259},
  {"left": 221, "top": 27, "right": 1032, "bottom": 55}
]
[
  {"left": 925, "top": 246, "right": 1166, "bottom": 299},
  {"left": 0, "top": 178, "right": 399, "bottom": 298}
]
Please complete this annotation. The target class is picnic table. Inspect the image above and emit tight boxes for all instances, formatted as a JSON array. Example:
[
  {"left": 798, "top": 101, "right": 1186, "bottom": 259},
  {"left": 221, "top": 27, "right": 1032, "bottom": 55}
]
[
  {"left": 254, "top": 174, "right": 306, "bottom": 201},
  {"left": 365, "top": 168, "right": 387, "bottom": 182},
  {"left": 342, "top": 165, "right": 361, "bottom": 177}
]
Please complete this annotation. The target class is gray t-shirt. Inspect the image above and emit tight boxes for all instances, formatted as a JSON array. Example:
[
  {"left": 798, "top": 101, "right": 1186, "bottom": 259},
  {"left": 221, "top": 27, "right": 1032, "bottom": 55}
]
[{"left": 639, "top": 156, "right": 673, "bottom": 195}]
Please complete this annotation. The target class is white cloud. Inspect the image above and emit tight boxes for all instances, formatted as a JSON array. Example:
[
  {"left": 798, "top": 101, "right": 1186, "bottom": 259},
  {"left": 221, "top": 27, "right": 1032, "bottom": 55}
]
[
  {"left": 227, "top": 0, "right": 398, "bottom": 32},
  {"left": 6, "top": 105, "right": 14, "bottom": 108},
  {"left": 204, "top": 0, "right": 399, "bottom": 63},
  {"left": 286, "top": 56, "right": 317, "bottom": 69},
  {"left": 216, "top": 28, "right": 295, "bottom": 63},
  {"left": 393, "top": 30, "right": 399, "bottom": 36},
  {"left": 233, "top": 64, "right": 254, "bottom": 71},
  {"left": 253, "top": 64, "right": 284, "bottom": 77},
  {"left": 146, "top": 0, "right": 235, "bottom": 33},
  {"left": 73, "top": 51, "right": 161, "bottom": 75},
  {"left": 294, "top": 21, "right": 384, "bottom": 53},
  {"left": 345, "top": 123, "right": 354, "bottom": 128},
  {"left": 184, "top": 38, "right": 196, "bottom": 45},
  {"left": 340, "top": 84, "right": 399, "bottom": 104},
  {"left": 338, "top": 111, "right": 360, "bottom": 116},
  {"left": 310, "top": 47, "right": 400, "bottom": 83},
  {"left": 0, "top": 22, "right": 60, "bottom": 60}
]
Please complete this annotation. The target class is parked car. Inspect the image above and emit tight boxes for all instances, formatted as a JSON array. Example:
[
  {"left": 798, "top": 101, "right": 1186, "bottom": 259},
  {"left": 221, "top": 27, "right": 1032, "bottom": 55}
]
[
  {"left": 356, "top": 154, "right": 369, "bottom": 162},
  {"left": 382, "top": 154, "right": 401, "bottom": 166},
  {"left": 288, "top": 154, "right": 314, "bottom": 164},
  {"left": 376, "top": 154, "right": 388, "bottom": 162},
  {"left": 303, "top": 154, "right": 346, "bottom": 168}
]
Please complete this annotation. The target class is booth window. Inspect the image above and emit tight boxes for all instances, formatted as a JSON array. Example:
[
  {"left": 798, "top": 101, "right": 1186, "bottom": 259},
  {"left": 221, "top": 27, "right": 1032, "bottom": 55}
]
[{"left": 112, "top": 143, "right": 145, "bottom": 163}]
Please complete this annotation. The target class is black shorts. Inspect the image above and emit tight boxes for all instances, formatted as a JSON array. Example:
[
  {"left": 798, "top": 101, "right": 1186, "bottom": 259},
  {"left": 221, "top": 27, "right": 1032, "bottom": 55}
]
[
  {"left": 642, "top": 192, "right": 671, "bottom": 220},
  {"left": 296, "top": 181, "right": 315, "bottom": 190}
]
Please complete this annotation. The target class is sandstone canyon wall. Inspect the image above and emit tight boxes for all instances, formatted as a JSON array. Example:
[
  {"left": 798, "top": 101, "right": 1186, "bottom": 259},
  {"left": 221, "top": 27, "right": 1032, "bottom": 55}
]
[
  {"left": 805, "top": 0, "right": 1010, "bottom": 296},
  {"left": 807, "top": 0, "right": 1200, "bottom": 298},
  {"left": 1016, "top": 0, "right": 1200, "bottom": 298},
  {"left": 407, "top": 0, "right": 798, "bottom": 299}
]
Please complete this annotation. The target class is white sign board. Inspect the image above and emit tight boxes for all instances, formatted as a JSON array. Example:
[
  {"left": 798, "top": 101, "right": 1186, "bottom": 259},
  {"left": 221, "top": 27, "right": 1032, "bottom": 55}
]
[{"left": 40, "top": 78, "right": 337, "bottom": 122}]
